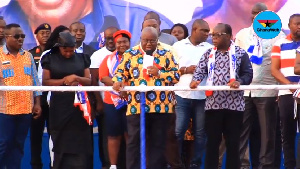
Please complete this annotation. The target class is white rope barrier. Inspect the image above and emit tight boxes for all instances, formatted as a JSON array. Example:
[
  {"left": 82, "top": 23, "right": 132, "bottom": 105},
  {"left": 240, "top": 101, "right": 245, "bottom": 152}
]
[{"left": 1, "top": 85, "right": 300, "bottom": 91}]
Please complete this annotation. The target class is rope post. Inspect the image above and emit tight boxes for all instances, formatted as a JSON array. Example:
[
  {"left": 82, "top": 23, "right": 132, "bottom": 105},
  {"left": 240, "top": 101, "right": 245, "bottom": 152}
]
[{"left": 140, "top": 86, "right": 146, "bottom": 169}]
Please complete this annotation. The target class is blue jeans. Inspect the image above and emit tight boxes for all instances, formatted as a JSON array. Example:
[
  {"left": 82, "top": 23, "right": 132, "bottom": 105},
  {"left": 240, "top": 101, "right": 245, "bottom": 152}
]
[
  {"left": 175, "top": 95, "right": 206, "bottom": 165},
  {"left": 0, "top": 113, "right": 32, "bottom": 169}
]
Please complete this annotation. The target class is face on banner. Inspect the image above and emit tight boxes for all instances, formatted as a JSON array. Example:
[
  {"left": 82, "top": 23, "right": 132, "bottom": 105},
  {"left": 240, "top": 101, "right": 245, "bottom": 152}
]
[{"left": 16, "top": 0, "right": 92, "bottom": 21}]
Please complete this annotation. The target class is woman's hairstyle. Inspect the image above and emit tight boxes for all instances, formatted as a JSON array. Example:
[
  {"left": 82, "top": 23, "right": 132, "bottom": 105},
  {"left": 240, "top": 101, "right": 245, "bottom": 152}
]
[
  {"left": 113, "top": 30, "right": 132, "bottom": 43},
  {"left": 44, "top": 25, "right": 69, "bottom": 51},
  {"left": 170, "top": 23, "right": 189, "bottom": 39}
]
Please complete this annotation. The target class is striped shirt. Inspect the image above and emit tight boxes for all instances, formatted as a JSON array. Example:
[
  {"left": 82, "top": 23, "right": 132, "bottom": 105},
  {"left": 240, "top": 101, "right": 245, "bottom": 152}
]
[
  {"left": 0, "top": 45, "right": 42, "bottom": 115},
  {"left": 271, "top": 34, "right": 300, "bottom": 96}
]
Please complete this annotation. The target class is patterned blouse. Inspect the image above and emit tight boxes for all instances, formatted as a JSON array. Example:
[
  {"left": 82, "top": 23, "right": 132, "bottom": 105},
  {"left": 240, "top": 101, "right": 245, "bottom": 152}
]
[
  {"left": 112, "top": 44, "right": 180, "bottom": 115},
  {"left": 192, "top": 46, "right": 253, "bottom": 112}
]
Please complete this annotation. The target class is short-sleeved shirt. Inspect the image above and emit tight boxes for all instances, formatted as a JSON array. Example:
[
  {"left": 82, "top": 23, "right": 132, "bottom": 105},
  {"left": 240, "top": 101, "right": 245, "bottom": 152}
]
[
  {"left": 0, "top": 45, "right": 42, "bottom": 115},
  {"left": 41, "top": 51, "right": 92, "bottom": 154},
  {"left": 271, "top": 34, "right": 300, "bottom": 96},
  {"left": 40, "top": 51, "right": 91, "bottom": 130},
  {"left": 173, "top": 38, "right": 212, "bottom": 99},
  {"left": 90, "top": 47, "right": 112, "bottom": 99}
]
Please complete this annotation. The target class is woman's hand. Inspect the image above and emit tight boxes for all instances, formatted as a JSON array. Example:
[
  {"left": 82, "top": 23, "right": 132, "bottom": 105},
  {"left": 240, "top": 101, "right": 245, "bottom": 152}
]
[{"left": 64, "top": 74, "right": 78, "bottom": 85}]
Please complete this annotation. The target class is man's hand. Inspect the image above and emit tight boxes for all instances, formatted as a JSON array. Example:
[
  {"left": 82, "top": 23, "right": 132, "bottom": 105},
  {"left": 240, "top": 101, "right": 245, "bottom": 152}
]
[
  {"left": 64, "top": 74, "right": 78, "bottom": 85},
  {"left": 289, "top": 82, "right": 298, "bottom": 93},
  {"left": 32, "top": 103, "right": 42, "bottom": 120},
  {"left": 120, "top": 91, "right": 128, "bottom": 99},
  {"left": 147, "top": 66, "right": 159, "bottom": 77},
  {"left": 190, "top": 80, "right": 200, "bottom": 89},
  {"left": 113, "top": 81, "right": 124, "bottom": 92},
  {"left": 228, "top": 80, "right": 240, "bottom": 89},
  {"left": 186, "top": 65, "right": 196, "bottom": 74}
]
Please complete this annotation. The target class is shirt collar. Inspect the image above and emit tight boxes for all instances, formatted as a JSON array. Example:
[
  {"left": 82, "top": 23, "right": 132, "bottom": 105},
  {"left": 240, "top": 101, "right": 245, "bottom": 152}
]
[
  {"left": 79, "top": 43, "right": 84, "bottom": 49},
  {"left": 286, "top": 34, "right": 300, "bottom": 43},
  {"left": 75, "top": 43, "right": 84, "bottom": 53},
  {"left": 183, "top": 37, "right": 207, "bottom": 47},
  {"left": 3, "top": 45, "right": 25, "bottom": 55}
]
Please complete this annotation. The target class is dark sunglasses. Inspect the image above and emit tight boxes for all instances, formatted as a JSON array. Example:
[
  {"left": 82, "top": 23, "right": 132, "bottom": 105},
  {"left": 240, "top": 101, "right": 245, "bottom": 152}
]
[{"left": 7, "top": 34, "right": 26, "bottom": 39}]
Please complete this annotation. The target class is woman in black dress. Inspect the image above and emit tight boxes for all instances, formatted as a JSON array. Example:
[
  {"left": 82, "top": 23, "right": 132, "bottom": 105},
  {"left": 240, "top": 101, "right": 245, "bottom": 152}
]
[{"left": 41, "top": 32, "right": 92, "bottom": 169}]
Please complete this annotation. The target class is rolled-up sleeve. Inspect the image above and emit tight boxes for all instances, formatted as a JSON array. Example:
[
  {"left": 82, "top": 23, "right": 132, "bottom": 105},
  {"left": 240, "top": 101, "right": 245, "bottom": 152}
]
[
  {"left": 237, "top": 53, "right": 253, "bottom": 85},
  {"left": 29, "top": 53, "right": 42, "bottom": 97}
]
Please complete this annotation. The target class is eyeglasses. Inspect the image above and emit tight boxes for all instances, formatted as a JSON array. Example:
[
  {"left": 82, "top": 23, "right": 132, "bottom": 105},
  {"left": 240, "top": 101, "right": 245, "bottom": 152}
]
[
  {"left": 7, "top": 34, "right": 26, "bottom": 39},
  {"left": 141, "top": 39, "right": 158, "bottom": 44},
  {"left": 209, "top": 33, "right": 227, "bottom": 38}
]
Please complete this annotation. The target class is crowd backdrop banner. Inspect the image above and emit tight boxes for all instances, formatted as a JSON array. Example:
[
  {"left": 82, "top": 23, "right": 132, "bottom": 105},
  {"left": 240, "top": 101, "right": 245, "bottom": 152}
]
[{"left": 0, "top": 0, "right": 298, "bottom": 50}]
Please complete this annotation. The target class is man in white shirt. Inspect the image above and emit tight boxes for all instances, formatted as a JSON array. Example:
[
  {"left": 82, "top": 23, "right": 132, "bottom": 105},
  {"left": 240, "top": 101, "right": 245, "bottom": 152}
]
[
  {"left": 235, "top": 3, "right": 286, "bottom": 169},
  {"left": 90, "top": 27, "right": 119, "bottom": 111},
  {"left": 90, "top": 26, "right": 119, "bottom": 169},
  {"left": 173, "top": 19, "right": 212, "bottom": 168}
]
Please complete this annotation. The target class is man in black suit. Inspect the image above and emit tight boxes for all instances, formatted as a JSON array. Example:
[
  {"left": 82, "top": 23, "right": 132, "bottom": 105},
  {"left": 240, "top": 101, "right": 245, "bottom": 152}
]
[{"left": 70, "top": 21, "right": 96, "bottom": 57}]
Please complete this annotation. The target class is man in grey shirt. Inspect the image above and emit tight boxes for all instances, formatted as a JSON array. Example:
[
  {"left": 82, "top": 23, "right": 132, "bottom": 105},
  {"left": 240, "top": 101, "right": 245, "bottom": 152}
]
[{"left": 144, "top": 11, "right": 178, "bottom": 45}]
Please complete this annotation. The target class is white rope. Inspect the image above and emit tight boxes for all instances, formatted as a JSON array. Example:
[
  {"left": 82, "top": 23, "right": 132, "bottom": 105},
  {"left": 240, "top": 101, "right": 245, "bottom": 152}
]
[{"left": 1, "top": 85, "right": 300, "bottom": 92}]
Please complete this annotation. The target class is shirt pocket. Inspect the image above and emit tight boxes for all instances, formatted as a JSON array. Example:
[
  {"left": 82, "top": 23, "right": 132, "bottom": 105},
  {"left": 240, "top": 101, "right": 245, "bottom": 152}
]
[
  {"left": 23, "top": 66, "right": 31, "bottom": 76},
  {"left": 2, "top": 67, "right": 15, "bottom": 78}
]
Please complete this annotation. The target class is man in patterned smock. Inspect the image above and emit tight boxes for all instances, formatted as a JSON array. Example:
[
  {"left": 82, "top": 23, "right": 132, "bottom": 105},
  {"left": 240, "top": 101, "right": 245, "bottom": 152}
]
[
  {"left": 113, "top": 27, "right": 180, "bottom": 169},
  {"left": 190, "top": 23, "right": 253, "bottom": 169}
]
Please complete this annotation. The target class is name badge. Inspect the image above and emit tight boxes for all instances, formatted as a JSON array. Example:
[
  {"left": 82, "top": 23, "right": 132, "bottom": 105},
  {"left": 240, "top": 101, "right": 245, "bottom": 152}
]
[{"left": 2, "top": 61, "right": 10, "bottom": 65}]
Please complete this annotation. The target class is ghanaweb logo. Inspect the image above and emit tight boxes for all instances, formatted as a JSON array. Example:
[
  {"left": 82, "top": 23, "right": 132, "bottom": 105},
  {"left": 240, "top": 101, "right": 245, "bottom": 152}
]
[{"left": 253, "top": 10, "right": 282, "bottom": 39}]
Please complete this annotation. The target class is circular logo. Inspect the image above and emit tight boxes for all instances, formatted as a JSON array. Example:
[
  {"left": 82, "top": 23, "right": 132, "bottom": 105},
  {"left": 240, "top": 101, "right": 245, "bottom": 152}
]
[{"left": 252, "top": 10, "right": 282, "bottom": 39}]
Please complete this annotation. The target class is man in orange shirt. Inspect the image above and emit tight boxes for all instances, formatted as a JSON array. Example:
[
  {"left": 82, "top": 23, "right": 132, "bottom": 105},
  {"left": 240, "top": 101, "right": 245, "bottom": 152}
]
[{"left": 0, "top": 24, "right": 42, "bottom": 169}]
